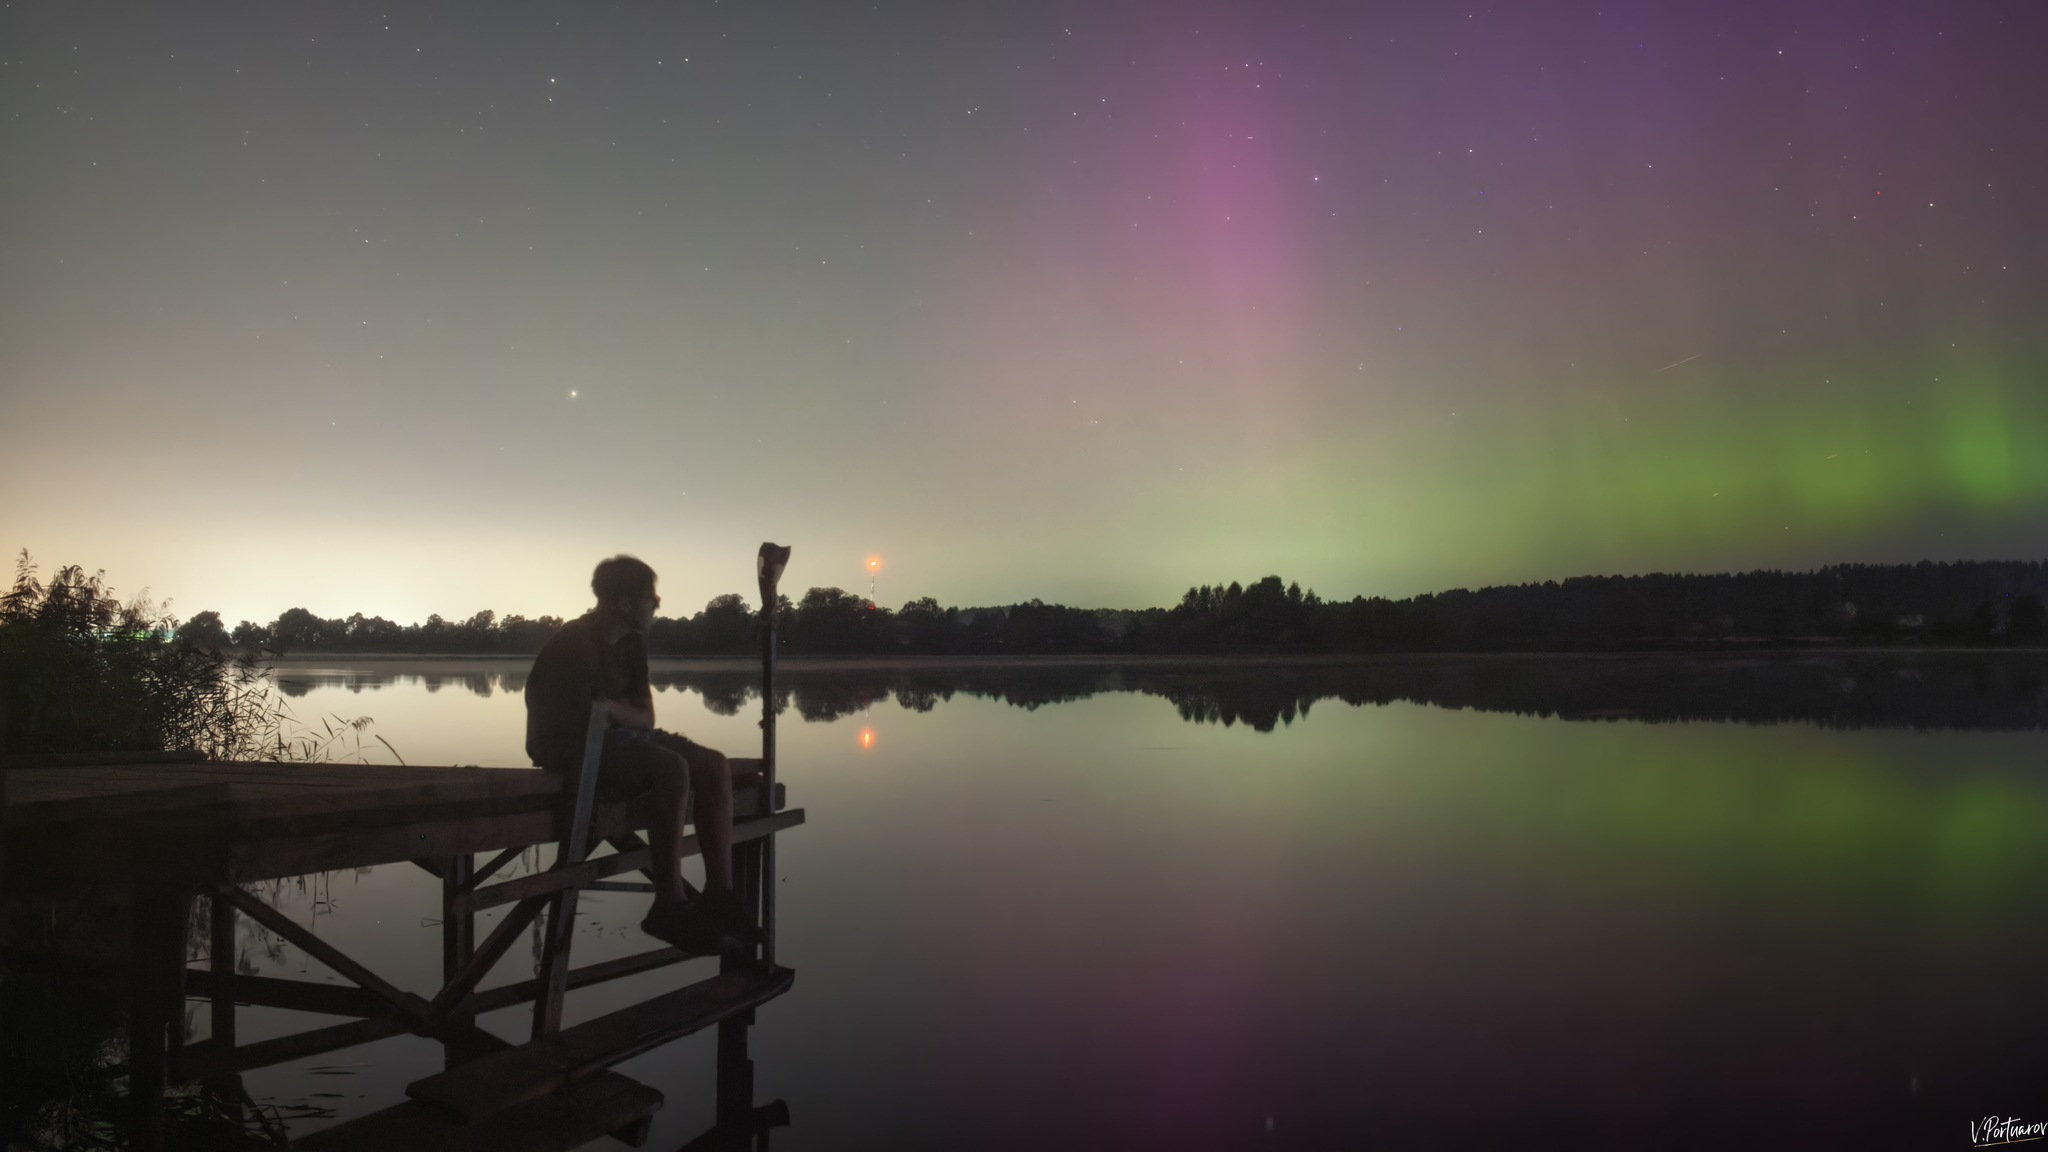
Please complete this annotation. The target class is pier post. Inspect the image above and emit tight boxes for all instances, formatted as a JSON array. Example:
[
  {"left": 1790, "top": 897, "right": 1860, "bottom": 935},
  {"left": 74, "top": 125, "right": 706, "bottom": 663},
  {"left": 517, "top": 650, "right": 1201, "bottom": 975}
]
[
  {"left": 442, "top": 853, "right": 474, "bottom": 984},
  {"left": 756, "top": 543, "right": 789, "bottom": 966},
  {"left": 127, "top": 877, "right": 184, "bottom": 1151},
  {"left": 441, "top": 852, "right": 474, "bottom": 1068},
  {"left": 715, "top": 1014, "right": 757, "bottom": 1130},
  {"left": 0, "top": 714, "right": 8, "bottom": 949},
  {"left": 210, "top": 890, "right": 236, "bottom": 1052}
]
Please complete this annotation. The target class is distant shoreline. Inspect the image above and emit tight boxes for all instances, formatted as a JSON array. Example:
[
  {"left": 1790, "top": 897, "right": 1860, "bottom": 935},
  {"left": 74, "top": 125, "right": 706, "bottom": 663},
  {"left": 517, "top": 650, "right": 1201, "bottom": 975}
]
[{"left": 270, "top": 647, "right": 2048, "bottom": 665}]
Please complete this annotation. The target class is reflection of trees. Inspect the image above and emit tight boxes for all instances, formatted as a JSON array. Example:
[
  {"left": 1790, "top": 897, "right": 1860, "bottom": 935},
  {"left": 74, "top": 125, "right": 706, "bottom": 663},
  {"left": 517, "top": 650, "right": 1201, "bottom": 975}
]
[
  {"left": 284, "top": 654, "right": 2048, "bottom": 735},
  {"left": 654, "top": 655, "right": 2048, "bottom": 733}
]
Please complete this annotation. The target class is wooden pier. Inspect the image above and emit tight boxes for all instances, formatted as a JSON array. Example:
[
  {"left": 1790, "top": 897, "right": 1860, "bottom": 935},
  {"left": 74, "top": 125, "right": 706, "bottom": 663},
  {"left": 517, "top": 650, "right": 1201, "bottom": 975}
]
[
  {"left": 0, "top": 544, "right": 806, "bottom": 1152},
  {"left": 3, "top": 749, "right": 801, "bottom": 1150}
]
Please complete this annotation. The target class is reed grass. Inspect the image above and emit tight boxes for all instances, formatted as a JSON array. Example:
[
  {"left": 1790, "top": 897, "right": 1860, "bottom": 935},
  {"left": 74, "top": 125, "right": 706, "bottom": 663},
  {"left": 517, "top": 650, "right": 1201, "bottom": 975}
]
[{"left": 0, "top": 551, "right": 394, "bottom": 763}]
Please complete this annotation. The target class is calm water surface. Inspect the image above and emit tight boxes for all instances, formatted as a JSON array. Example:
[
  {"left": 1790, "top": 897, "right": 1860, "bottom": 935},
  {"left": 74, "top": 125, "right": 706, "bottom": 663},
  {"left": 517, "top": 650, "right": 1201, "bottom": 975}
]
[{"left": 213, "top": 655, "right": 2048, "bottom": 1148}]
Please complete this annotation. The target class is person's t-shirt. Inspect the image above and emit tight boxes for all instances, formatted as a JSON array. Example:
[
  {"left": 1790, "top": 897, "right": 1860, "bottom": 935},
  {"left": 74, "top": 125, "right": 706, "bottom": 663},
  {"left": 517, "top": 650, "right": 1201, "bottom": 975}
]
[{"left": 524, "top": 612, "right": 651, "bottom": 769}]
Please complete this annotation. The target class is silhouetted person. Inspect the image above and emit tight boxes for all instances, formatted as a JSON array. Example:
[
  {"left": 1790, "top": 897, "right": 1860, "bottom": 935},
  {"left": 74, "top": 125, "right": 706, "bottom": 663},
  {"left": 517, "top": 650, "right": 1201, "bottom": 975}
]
[{"left": 525, "top": 555, "right": 762, "bottom": 953}]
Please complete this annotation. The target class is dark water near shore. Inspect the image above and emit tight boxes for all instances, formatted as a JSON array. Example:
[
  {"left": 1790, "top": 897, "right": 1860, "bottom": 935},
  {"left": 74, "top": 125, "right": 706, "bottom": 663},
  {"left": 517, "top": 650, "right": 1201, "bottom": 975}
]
[{"left": 67, "top": 656, "right": 2048, "bottom": 1146}]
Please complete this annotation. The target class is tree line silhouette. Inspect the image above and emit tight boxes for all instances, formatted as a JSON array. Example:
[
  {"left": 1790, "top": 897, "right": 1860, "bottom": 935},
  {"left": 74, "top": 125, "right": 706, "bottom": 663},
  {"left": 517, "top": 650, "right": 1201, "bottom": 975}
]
[{"left": 195, "top": 560, "right": 2048, "bottom": 657}]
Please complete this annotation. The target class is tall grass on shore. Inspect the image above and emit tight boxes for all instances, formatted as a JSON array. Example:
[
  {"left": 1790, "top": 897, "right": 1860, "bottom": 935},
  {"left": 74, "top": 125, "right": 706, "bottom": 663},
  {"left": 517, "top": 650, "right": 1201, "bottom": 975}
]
[
  {"left": 1, "top": 552, "right": 391, "bottom": 1150},
  {"left": 0, "top": 552, "right": 392, "bottom": 762}
]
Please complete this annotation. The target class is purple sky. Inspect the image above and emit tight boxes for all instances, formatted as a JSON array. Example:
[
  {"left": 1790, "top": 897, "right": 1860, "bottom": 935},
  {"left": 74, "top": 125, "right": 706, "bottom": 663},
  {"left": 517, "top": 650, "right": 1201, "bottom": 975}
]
[{"left": 3, "top": 0, "right": 2044, "bottom": 624}]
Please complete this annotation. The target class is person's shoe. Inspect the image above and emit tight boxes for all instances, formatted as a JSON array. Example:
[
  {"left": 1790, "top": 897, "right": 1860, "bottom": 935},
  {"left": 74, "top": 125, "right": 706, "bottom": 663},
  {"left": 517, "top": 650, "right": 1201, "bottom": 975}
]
[
  {"left": 639, "top": 900, "right": 736, "bottom": 956},
  {"left": 700, "top": 889, "right": 771, "bottom": 947}
]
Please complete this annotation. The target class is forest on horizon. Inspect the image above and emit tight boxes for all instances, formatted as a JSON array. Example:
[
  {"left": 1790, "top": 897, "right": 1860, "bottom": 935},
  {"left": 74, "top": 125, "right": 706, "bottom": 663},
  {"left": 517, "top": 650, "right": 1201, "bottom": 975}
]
[{"left": 174, "top": 559, "right": 2048, "bottom": 656}]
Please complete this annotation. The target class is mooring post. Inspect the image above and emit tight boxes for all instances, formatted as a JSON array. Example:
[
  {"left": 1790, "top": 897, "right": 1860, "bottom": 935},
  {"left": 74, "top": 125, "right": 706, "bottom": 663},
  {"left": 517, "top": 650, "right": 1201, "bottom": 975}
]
[{"left": 756, "top": 542, "right": 790, "bottom": 966}]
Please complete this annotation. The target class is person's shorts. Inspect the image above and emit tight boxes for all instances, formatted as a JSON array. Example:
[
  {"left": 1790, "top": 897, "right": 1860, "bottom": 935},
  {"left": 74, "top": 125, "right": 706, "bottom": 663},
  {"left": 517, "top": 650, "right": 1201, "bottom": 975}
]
[{"left": 585, "top": 727, "right": 716, "bottom": 803}]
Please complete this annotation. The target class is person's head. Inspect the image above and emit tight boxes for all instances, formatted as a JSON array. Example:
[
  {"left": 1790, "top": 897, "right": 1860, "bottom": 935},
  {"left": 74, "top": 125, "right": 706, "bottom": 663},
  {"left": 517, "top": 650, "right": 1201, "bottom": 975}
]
[{"left": 591, "top": 555, "right": 660, "bottom": 632}]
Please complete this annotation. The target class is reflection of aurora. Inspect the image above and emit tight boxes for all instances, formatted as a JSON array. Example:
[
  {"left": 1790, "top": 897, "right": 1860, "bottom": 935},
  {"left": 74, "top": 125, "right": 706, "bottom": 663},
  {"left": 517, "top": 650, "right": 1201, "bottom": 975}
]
[
  {"left": 280, "top": 653, "right": 2048, "bottom": 733},
  {"left": 249, "top": 650, "right": 2048, "bottom": 1143}
]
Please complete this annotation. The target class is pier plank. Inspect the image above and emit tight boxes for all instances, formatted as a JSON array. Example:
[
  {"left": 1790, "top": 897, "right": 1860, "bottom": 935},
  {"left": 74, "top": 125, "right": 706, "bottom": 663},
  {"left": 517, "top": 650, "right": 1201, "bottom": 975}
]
[
  {"left": 4, "top": 762, "right": 559, "bottom": 829},
  {"left": 295, "top": 1070, "right": 662, "bottom": 1152},
  {"left": 407, "top": 966, "right": 794, "bottom": 1122}
]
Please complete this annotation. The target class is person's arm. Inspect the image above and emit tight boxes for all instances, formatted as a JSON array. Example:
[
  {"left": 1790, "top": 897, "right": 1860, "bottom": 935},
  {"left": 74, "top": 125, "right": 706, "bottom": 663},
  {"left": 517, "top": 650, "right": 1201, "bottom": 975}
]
[
  {"left": 605, "top": 697, "right": 655, "bottom": 729},
  {"left": 601, "top": 631, "right": 656, "bottom": 729}
]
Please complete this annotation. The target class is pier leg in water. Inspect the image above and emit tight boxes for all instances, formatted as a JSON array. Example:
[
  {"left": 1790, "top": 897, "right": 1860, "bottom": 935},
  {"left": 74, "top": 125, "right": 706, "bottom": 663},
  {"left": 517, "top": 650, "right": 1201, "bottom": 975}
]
[{"left": 126, "top": 879, "right": 184, "bottom": 1152}]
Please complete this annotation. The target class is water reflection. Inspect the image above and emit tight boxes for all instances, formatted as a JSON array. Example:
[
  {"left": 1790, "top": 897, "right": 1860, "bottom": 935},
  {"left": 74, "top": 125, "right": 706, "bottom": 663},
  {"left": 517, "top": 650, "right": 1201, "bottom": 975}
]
[
  {"left": 13, "top": 654, "right": 2048, "bottom": 1147},
  {"left": 276, "top": 652, "right": 2048, "bottom": 732}
]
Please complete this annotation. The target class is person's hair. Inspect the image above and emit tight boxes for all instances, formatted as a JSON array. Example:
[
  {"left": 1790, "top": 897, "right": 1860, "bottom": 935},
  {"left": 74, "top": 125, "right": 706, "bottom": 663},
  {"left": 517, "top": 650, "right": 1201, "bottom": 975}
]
[{"left": 591, "top": 555, "right": 657, "bottom": 606}]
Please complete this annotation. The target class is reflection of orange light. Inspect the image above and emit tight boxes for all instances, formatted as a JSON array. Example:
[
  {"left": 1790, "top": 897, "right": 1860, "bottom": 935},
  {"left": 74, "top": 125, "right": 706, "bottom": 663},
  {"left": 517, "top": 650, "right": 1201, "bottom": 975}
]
[{"left": 859, "top": 728, "right": 875, "bottom": 748}]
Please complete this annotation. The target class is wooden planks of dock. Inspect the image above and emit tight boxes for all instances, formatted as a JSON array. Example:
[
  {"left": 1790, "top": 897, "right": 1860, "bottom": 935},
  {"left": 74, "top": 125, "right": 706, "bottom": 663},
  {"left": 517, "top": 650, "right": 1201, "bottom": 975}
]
[
  {"left": 296, "top": 1072, "right": 665, "bottom": 1152},
  {"left": 2, "top": 756, "right": 783, "bottom": 884},
  {"left": 407, "top": 966, "right": 796, "bottom": 1123},
  {"left": 2, "top": 752, "right": 800, "bottom": 1151}
]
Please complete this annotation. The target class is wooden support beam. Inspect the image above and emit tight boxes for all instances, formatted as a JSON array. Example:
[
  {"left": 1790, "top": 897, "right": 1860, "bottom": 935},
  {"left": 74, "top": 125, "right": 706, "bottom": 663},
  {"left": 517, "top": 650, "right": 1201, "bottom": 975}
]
[
  {"left": 532, "top": 701, "right": 610, "bottom": 1041},
  {"left": 179, "top": 945, "right": 696, "bottom": 1080},
  {"left": 427, "top": 894, "right": 548, "bottom": 1020},
  {"left": 208, "top": 894, "right": 236, "bottom": 1051},
  {"left": 460, "top": 846, "right": 650, "bottom": 914},
  {"left": 182, "top": 1014, "right": 412, "bottom": 1081},
  {"left": 461, "top": 845, "right": 525, "bottom": 893},
  {"left": 605, "top": 832, "right": 660, "bottom": 883},
  {"left": 458, "top": 810, "right": 804, "bottom": 915},
  {"left": 187, "top": 968, "right": 388, "bottom": 1018},
  {"left": 458, "top": 945, "right": 691, "bottom": 1017},
  {"left": 216, "top": 884, "right": 432, "bottom": 1024},
  {"left": 411, "top": 857, "right": 444, "bottom": 880}
]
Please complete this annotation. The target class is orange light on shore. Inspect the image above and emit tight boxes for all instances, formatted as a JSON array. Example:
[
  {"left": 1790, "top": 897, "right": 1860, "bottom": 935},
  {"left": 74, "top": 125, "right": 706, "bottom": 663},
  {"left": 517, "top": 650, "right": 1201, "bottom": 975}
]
[{"left": 859, "top": 728, "right": 875, "bottom": 749}]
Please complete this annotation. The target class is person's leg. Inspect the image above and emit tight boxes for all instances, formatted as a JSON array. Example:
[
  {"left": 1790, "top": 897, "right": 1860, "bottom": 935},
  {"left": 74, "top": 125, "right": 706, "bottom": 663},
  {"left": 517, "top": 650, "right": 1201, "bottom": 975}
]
[
  {"left": 645, "top": 731, "right": 734, "bottom": 893},
  {"left": 640, "top": 744, "right": 693, "bottom": 909},
  {"left": 615, "top": 738, "right": 738, "bottom": 953},
  {"left": 684, "top": 743, "right": 735, "bottom": 895},
  {"left": 627, "top": 730, "right": 759, "bottom": 950}
]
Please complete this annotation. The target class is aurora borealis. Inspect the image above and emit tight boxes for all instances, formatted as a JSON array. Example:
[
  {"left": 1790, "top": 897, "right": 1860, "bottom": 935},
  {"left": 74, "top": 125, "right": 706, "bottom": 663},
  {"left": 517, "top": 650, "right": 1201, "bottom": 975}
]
[{"left": 2, "top": 1, "right": 2043, "bottom": 622}]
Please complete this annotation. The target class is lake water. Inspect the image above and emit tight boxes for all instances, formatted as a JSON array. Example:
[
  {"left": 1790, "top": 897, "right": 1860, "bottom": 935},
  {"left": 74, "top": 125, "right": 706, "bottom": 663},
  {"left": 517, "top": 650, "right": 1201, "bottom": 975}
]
[{"left": 213, "top": 655, "right": 2048, "bottom": 1147}]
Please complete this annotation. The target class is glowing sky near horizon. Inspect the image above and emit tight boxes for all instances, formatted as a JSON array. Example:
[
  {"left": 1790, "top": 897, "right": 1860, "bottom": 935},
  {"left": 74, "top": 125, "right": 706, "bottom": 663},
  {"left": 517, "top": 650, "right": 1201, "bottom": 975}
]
[{"left": 2, "top": 1, "right": 2044, "bottom": 625}]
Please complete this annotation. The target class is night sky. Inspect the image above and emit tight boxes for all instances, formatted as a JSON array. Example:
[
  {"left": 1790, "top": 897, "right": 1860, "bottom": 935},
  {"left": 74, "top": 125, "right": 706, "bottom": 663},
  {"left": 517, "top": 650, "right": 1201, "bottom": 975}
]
[{"left": 3, "top": 1, "right": 2044, "bottom": 624}]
